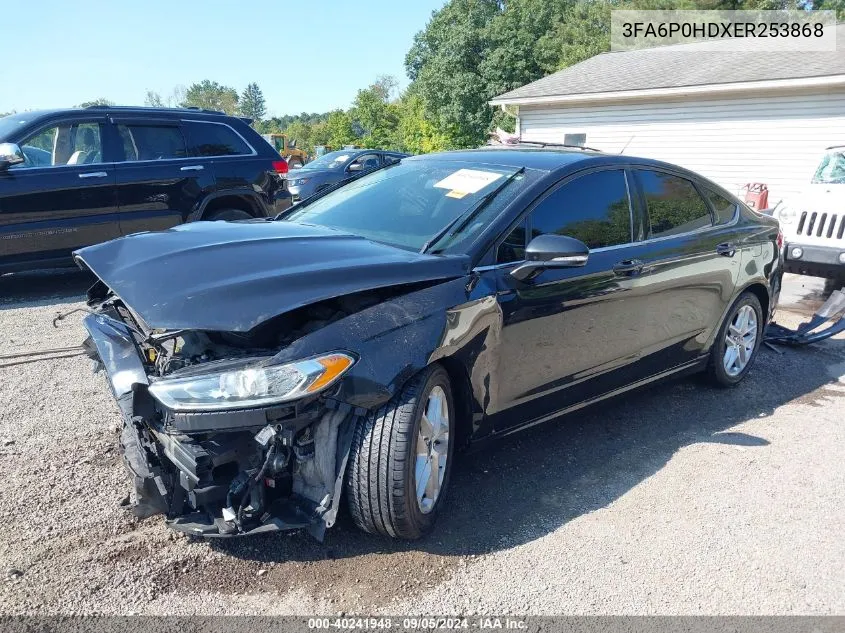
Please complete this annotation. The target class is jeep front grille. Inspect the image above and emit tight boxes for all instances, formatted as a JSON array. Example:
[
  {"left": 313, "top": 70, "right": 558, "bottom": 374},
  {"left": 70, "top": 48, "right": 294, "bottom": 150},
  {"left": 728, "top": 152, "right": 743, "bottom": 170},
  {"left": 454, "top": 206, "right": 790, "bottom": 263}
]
[{"left": 796, "top": 211, "right": 845, "bottom": 240}]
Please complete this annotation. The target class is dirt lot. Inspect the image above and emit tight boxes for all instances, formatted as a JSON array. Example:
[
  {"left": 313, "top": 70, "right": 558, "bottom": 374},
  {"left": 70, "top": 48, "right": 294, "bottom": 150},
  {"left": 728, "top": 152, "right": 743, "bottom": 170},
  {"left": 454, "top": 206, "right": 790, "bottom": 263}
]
[{"left": 0, "top": 271, "right": 843, "bottom": 615}]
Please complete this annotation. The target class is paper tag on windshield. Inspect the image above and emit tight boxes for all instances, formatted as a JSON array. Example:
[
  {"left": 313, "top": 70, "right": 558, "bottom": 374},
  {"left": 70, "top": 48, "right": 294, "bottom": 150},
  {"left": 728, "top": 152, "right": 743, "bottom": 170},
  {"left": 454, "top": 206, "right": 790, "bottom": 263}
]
[{"left": 434, "top": 169, "right": 503, "bottom": 195}]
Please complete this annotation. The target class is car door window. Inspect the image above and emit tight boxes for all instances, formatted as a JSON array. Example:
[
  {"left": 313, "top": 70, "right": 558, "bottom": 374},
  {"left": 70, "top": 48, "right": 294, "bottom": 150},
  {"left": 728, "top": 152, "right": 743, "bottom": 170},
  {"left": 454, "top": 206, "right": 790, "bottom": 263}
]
[
  {"left": 636, "top": 170, "right": 713, "bottom": 238},
  {"left": 12, "top": 121, "right": 104, "bottom": 169},
  {"left": 349, "top": 153, "right": 380, "bottom": 171},
  {"left": 183, "top": 121, "right": 251, "bottom": 157},
  {"left": 117, "top": 124, "right": 187, "bottom": 161},
  {"left": 497, "top": 219, "right": 528, "bottom": 263},
  {"left": 528, "top": 169, "right": 632, "bottom": 249},
  {"left": 383, "top": 153, "right": 402, "bottom": 165}
]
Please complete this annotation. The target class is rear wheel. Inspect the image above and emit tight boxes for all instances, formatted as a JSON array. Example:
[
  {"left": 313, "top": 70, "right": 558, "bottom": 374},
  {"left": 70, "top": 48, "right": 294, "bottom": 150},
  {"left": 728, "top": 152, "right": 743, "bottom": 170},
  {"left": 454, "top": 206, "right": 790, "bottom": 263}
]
[
  {"left": 206, "top": 208, "right": 251, "bottom": 221},
  {"left": 707, "top": 292, "right": 763, "bottom": 387},
  {"left": 345, "top": 365, "right": 454, "bottom": 539}
]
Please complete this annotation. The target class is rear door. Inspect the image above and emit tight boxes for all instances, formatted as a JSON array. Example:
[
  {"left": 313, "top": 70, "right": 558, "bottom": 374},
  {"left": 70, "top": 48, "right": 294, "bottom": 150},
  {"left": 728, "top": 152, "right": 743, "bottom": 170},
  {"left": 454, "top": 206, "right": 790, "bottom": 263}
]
[
  {"left": 0, "top": 115, "right": 119, "bottom": 269},
  {"left": 111, "top": 117, "right": 215, "bottom": 236},
  {"left": 629, "top": 167, "right": 740, "bottom": 368},
  {"left": 181, "top": 119, "right": 263, "bottom": 204}
]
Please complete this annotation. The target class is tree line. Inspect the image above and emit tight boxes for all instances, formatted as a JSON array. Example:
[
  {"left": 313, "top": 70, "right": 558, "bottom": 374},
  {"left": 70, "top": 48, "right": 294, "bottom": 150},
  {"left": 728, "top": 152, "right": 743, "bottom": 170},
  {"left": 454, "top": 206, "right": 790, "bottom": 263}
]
[{"left": 5, "top": 0, "right": 842, "bottom": 155}]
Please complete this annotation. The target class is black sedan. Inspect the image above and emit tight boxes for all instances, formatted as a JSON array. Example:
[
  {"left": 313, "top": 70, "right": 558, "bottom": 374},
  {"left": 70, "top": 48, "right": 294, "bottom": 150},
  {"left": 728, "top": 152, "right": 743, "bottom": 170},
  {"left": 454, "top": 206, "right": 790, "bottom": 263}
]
[
  {"left": 287, "top": 149, "right": 408, "bottom": 201},
  {"left": 76, "top": 148, "right": 782, "bottom": 540}
]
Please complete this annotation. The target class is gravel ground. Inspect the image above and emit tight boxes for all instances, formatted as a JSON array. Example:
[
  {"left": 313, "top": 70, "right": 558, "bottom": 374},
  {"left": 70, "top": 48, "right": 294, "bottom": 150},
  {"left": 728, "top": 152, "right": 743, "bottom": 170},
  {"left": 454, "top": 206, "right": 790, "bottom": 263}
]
[{"left": 0, "top": 270, "right": 843, "bottom": 615}]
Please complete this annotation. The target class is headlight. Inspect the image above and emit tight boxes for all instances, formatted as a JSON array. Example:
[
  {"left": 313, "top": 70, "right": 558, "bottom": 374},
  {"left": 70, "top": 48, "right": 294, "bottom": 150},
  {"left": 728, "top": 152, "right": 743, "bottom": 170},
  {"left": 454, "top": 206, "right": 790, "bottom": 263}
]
[
  {"left": 148, "top": 352, "right": 355, "bottom": 412},
  {"left": 777, "top": 205, "right": 797, "bottom": 224},
  {"left": 289, "top": 178, "right": 310, "bottom": 186}
]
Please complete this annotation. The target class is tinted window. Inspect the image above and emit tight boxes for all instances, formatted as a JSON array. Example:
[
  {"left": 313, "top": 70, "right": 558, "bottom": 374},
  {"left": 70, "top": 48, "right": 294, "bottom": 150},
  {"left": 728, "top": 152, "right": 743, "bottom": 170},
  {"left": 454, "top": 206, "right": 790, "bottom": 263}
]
[
  {"left": 12, "top": 121, "right": 104, "bottom": 168},
  {"left": 117, "top": 124, "right": 187, "bottom": 161},
  {"left": 637, "top": 170, "right": 712, "bottom": 238},
  {"left": 497, "top": 219, "right": 527, "bottom": 263},
  {"left": 703, "top": 188, "right": 737, "bottom": 225},
  {"left": 529, "top": 170, "right": 632, "bottom": 249},
  {"left": 184, "top": 121, "right": 251, "bottom": 157}
]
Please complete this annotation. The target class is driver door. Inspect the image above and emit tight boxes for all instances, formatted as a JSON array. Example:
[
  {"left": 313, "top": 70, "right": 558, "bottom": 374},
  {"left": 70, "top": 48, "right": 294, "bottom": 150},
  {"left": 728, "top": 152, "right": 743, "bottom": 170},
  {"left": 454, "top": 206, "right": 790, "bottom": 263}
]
[
  {"left": 491, "top": 168, "right": 659, "bottom": 432},
  {"left": 0, "top": 116, "right": 119, "bottom": 269}
]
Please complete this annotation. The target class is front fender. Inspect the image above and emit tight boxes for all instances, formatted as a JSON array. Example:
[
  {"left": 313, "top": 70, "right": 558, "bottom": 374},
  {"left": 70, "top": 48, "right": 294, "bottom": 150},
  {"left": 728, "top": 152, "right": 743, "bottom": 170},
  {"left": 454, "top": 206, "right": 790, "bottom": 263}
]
[{"left": 272, "top": 275, "right": 502, "bottom": 419}]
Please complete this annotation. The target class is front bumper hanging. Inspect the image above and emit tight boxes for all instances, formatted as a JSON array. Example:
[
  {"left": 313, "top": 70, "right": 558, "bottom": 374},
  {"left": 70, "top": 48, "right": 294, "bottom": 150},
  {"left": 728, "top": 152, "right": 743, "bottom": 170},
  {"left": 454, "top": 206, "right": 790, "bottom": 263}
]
[{"left": 765, "top": 287, "right": 845, "bottom": 346}]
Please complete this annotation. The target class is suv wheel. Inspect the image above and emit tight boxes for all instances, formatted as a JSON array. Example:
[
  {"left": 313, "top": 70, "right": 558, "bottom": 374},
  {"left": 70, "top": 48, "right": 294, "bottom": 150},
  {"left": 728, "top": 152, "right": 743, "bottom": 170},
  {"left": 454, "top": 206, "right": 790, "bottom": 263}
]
[
  {"left": 345, "top": 364, "right": 455, "bottom": 539},
  {"left": 707, "top": 291, "right": 764, "bottom": 387},
  {"left": 206, "top": 209, "right": 252, "bottom": 221}
]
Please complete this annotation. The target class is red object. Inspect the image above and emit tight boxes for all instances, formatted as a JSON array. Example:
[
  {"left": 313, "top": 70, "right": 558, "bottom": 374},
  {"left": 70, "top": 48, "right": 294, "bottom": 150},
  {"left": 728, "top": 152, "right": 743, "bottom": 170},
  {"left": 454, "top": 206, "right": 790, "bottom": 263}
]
[
  {"left": 743, "top": 183, "right": 769, "bottom": 210},
  {"left": 777, "top": 229, "right": 783, "bottom": 250},
  {"left": 272, "top": 159, "right": 289, "bottom": 175}
]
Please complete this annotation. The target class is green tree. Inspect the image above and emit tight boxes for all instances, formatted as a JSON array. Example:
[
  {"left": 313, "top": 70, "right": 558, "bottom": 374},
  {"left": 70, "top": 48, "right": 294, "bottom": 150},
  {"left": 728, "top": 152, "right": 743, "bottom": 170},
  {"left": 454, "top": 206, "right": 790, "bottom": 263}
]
[
  {"left": 77, "top": 98, "right": 114, "bottom": 108},
  {"left": 240, "top": 82, "right": 267, "bottom": 123},
  {"left": 144, "top": 90, "right": 164, "bottom": 107},
  {"left": 405, "top": 0, "right": 501, "bottom": 148},
  {"left": 181, "top": 80, "right": 239, "bottom": 115},
  {"left": 351, "top": 77, "right": 401, "bottom": 149},
  {"left": 324, "top": 110, "right": 358, "bottom": 148},
  {"left": 397, "top": 93, "right": 450, "bottom": 154}
]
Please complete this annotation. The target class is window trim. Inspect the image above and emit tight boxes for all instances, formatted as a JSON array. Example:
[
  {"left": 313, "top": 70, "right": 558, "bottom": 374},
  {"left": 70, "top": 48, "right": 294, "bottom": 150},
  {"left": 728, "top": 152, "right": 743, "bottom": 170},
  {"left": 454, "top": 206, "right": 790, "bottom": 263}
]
[
  {"left": 489, "top": 165, "right": 637, "bottom": 267},
  {"left": 6, "top": 116, "right": 111, "bottom": 171}
]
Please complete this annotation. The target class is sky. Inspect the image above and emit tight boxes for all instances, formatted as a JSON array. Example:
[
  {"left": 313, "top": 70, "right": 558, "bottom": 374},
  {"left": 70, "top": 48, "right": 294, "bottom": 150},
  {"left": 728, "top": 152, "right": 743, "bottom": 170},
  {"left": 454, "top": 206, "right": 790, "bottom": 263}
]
[{"left": 2, "top": 0, "right": 446, "bottom": 116}]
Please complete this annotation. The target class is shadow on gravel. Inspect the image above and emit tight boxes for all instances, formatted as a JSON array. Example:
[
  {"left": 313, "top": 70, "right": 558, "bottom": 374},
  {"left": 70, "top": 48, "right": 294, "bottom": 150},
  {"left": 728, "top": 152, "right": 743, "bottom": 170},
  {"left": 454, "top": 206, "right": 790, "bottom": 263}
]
[
  {"left": 0, "top": 269, "right": 93, "bottom": 309},
  {"left": 198, "top": 339, "right": 843, "bottom": 607}
]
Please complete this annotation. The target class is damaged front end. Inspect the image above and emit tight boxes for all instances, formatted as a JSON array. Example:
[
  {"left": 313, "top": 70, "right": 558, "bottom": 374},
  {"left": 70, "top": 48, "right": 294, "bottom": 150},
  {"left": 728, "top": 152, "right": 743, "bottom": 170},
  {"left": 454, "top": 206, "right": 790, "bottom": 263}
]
[{"left": 82, "top": 297, "right": 363, "bottom": 539}]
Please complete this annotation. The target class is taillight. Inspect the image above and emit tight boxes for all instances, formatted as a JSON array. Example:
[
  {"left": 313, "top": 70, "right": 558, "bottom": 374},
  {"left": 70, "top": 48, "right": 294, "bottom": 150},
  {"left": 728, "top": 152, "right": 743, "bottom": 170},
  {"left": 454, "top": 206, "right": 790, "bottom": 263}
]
[
  {"left": 777, "top": 230, "right": 784, "bottom": 250},
  {"left": 272, "top": 159, "right": 288, "bottom": 175}
]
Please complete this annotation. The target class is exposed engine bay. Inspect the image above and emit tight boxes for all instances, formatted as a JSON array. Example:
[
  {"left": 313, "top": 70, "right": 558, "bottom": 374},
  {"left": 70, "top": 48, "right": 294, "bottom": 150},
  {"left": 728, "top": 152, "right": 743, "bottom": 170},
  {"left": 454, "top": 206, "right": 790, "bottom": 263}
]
[{"left": 81, "top": 283, "right": 410, "bottom": 538}]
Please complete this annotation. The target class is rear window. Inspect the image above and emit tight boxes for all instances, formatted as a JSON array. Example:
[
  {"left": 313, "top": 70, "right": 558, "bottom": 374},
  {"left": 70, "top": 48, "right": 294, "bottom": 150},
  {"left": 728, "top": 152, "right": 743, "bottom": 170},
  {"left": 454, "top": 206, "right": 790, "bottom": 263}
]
[
  {"left": 183, "top": 121, "right": 252, "bottom": 157},
  {"left": 117, "top": 124, "right": 187, "bottom": 161}
]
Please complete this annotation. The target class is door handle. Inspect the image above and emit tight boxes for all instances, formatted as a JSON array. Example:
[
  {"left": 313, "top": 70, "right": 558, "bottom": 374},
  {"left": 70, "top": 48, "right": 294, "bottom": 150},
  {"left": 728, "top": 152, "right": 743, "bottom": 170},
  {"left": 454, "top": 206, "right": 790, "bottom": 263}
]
[
  {"left": 180, "top": 165, "right": 204, "bottom": 171},
  {"left": 716, "top": 242, "right": 737, "bottom": 257},
  {"left": 612, "top": 259, "right": 645, "bottom": 275},
  {"left": 78, "top": 171, "right": 107, "bottom": 179}
]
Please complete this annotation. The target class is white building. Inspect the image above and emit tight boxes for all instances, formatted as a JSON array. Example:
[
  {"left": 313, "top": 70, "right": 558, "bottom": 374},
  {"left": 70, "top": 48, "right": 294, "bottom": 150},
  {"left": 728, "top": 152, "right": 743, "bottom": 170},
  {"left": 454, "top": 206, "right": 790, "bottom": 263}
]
[{"left": 490, "top": 25, "right": 845, "bottom": 206}]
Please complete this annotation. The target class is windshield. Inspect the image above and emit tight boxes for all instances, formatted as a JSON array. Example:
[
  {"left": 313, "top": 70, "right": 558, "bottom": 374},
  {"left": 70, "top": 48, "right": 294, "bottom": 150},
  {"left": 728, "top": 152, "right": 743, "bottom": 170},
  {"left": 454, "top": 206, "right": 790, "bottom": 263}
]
[
  {"left": 303, "top": 150, "right": 353, "bottom": 170},
  {"left": 812, "top": 150, "right": 845, "bottom": 184},
  {"left": 0, "top": 113, "right": 35, "bottom": 141},
  {"left": 282, "top": 159, "right": 531, "bottom": 251}
]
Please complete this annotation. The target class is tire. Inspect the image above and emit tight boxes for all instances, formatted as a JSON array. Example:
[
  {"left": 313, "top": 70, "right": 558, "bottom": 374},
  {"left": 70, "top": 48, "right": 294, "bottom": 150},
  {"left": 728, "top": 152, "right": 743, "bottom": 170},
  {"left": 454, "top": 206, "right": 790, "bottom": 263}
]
[
  {"left": 706, "top": 291, "right": 764, "bottom": 387},
  {"left": 345, "top": 364, "right": 455, "bottom": 539},
  {"left": 206, "top": 208, "right": 252, "bottom": 221}
]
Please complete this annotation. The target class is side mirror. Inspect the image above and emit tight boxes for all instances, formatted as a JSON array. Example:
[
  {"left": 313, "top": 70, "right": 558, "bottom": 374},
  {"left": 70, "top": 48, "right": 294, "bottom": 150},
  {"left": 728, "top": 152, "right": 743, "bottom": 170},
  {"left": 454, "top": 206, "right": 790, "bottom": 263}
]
[
  {"left": 510, "top": 234, "right": 589, "bottom": 282},
  {"left": 347, "top": 163, "right": 363, "bottom": 172},
  {"left": 0, "top": 143, "right": 24, "bottom": 171}
]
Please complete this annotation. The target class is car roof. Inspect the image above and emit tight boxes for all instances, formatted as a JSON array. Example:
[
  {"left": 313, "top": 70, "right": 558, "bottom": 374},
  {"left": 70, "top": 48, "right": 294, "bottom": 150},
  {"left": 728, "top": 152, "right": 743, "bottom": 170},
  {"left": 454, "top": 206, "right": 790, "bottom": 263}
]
[
  {"left": 409, "top": 147, "right": 610, "bottom": 171},
  {"left": 14, "top": 106, "right": 237, "bottom": 121}
]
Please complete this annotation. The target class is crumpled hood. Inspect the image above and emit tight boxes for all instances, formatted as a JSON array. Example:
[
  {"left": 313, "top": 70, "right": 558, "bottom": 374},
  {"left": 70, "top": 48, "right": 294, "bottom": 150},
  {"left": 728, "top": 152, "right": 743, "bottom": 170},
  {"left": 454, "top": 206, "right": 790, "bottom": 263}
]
[{"left": 74, "top": 220, "right": 469, "bottom": 332}]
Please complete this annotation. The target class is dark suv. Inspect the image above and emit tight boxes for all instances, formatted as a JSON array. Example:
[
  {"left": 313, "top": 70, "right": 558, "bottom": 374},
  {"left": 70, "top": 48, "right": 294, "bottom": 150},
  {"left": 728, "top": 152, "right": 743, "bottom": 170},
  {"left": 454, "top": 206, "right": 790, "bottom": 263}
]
[{"left": 0, "top": 106, "right": 291, "bottom": 273}]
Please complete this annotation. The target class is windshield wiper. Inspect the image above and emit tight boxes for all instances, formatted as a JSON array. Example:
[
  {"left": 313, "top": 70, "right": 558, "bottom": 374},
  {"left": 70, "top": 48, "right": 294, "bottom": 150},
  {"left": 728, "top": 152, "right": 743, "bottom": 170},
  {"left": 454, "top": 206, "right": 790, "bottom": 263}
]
[
  {"left": 274, "top": 159, "right": 402, "bottom": 220},
  {"left": 420, "top": 167, "right": 525, "bottom": 254}
]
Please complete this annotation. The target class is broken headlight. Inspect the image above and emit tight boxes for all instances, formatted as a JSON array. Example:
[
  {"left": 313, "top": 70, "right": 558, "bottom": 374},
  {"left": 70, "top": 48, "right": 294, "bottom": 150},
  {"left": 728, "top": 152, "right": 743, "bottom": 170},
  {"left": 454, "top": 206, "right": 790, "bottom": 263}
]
[{"left": 148, "top": 352, "right": 356, "bottom": 412}]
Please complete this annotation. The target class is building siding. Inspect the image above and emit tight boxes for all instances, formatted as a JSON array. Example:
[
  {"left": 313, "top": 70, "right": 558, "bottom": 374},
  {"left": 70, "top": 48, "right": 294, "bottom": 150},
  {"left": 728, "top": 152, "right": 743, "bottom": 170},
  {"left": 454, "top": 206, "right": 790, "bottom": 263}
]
[{"left": 518, "top": 88, "right": 845, "bottom": 205}]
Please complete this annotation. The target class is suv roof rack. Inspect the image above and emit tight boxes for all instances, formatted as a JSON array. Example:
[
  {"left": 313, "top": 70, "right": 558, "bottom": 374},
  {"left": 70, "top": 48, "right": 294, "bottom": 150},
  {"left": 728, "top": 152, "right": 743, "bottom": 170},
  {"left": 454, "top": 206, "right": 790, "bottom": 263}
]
[
  {"left": 82, "top": 105, "right": 226, "bottom": 115},
  {"left": 514, "top": 140, "right": 603, "bottom": 152}
]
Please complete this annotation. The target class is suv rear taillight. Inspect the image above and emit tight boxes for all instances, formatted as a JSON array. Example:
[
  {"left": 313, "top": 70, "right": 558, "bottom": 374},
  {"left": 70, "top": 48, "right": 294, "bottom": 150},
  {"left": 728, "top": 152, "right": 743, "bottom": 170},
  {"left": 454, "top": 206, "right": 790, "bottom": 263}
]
[{"left": 272, "top": 159, "right": 289, "bottom": 175}]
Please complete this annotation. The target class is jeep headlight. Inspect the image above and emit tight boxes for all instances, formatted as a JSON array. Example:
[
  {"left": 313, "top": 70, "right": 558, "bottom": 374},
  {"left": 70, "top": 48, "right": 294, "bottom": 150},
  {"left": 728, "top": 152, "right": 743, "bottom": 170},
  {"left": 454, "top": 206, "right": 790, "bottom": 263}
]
[
  {"left": 148, "top": 352, "right": 355, "bottom": 412},
  {"left": 777, "top": 205, "right": 797, "bottom": 225}
]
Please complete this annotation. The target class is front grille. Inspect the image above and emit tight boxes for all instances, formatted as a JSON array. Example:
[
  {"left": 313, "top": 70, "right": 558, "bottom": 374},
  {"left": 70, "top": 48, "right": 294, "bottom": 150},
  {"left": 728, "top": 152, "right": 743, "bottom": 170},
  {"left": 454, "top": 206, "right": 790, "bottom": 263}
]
[{"left": 796, "top": 211, "right": 845, "bottom": 240}]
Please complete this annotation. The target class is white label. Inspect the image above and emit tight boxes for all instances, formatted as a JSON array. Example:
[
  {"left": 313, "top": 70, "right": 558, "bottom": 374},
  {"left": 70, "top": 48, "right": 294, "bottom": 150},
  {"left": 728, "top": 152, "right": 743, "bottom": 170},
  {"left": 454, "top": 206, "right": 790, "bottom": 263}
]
[{"left": 434, "top": 169, "right": 503, "bottom": 195}]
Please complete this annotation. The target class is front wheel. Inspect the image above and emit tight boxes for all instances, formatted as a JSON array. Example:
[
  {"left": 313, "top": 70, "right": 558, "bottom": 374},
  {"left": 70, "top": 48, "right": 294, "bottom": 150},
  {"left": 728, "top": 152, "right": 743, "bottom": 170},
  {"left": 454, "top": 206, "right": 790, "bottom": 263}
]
[
  {"left": 206, "top": 208, "right": 252, "bottom": 221},
  {"left": 345, "top": 365, "right": 455, "bottom": 539},
  {"left": 707, "top": 291, "right": 764, "bottom": 387}
]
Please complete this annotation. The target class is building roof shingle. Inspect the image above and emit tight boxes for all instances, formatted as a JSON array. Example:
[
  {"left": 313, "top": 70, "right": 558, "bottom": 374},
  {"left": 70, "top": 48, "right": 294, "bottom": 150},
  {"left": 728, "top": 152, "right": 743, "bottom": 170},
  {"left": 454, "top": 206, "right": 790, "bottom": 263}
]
[{"left": 492, "top": 24, "right": 845, "bottom": 103}]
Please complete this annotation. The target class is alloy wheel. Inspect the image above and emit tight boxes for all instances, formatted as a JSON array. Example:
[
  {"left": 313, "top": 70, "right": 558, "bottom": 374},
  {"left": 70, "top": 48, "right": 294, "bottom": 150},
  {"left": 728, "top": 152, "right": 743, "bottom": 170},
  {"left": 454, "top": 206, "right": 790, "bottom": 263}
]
[
  {"left": 414, "top": 385, "right": 450, "bottom": 514},
  {"left": 723, "top": 305, "right": 758, "bottom": 377}
]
